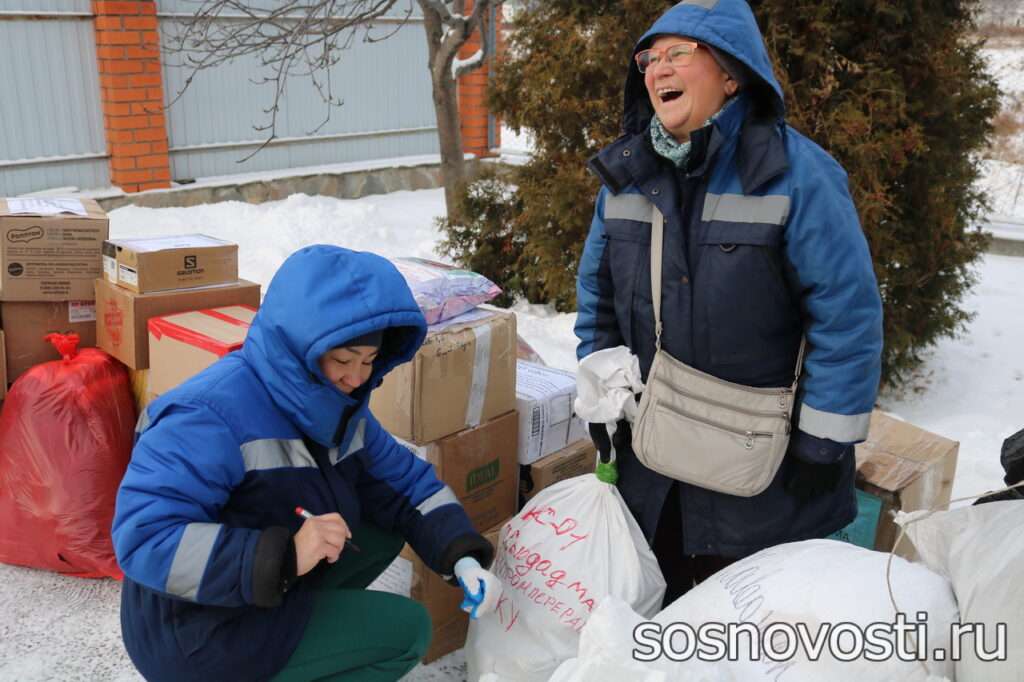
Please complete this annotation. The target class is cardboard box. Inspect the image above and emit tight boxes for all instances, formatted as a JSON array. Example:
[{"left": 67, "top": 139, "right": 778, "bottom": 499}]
[
  {"left": 95, "top": 277, "right": 260, "bottom": 370},
  {"left": 515, "top": 360, "right": 588, "bottom": 465},
  {"left": 0, "top": 329, "right": 7, "bottom": 398},
  {"left": 520, "top": 439, "right": 596, "bottom": 507},
  {"left": 371, "top": 308, "right": 517, "bottom": 444},
  {"left": 399, "top": 410, "right": 519, "bottom": 533},
  {"left": 0, "top": 300, "right": 97, "bottom": 383},
  {"left": 103, "top": 234, "right": 238, "bottom": 294},
  {"left": 0, "top": 197, "right": 109, "bottom": 301},
  {"left": 854, "top": 410, "right": 959, "bottom": 557},
  {"left": 147, "top": 305, "right": 256, "bottom": 395},
  {"left": 128, "top": 368, "right": 158, "bottom": 413}
]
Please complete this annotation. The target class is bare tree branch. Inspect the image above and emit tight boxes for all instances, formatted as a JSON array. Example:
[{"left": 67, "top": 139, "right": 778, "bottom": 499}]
[
  {"left": 164, "top": 0, "right": 408, "bottom": 148},
  {"left": 163, "top": 0, "right": 499, "bottom": 218}
]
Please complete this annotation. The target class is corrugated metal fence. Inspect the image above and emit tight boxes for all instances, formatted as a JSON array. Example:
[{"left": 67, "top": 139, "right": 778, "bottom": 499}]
[
  {"left": 0, "top": 1, "right": 110, "bottom": 195},
  {"left": 0, "top": 0, "right": 438, "bottom": 195}
]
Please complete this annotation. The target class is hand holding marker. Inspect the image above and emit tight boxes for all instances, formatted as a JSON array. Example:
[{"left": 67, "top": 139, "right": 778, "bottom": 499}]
[{"left": 295, "top": 507, "right": 361, "bottom": 553}]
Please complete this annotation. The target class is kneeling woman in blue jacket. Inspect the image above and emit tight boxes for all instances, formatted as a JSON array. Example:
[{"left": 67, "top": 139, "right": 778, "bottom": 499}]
[{"left": 113, "top": 245, "right": 500, "bottom": 682}]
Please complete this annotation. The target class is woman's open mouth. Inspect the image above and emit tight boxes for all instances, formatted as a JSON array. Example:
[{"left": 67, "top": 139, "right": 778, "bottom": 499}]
[{"left": 657, "top": 88, "right": 683, "bottom": 103}]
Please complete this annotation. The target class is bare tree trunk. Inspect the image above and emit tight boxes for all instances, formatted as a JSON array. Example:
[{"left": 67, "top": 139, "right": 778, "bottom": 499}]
[{"left": 420, "top": 4, "right": 467, "bottom": 220}]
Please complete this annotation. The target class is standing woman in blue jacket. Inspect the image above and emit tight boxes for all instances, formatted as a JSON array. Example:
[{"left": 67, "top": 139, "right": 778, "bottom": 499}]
[
  {"left": 575, "top": 0, "right": 884, "bottom": 605},
  {"left": 113, "top": 245, "right": 500, "bottom": 681}
]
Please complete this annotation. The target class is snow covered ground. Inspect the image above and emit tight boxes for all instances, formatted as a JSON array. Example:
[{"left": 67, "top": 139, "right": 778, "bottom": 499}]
[{"left": 1, "top": 184, "right": 1020, "bottom": 681}]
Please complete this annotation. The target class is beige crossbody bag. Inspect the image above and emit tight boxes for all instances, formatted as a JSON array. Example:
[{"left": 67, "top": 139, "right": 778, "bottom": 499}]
[{"left": 631, "top": 206, "right": 805, "bottom": 497}]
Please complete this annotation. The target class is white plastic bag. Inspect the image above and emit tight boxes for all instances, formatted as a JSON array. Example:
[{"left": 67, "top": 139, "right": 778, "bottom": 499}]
[
  {"left": 548, "top": 597, "right": 724, "bottom": 682},
  {"left": 556, "top": 540, "right": 958, "bottom": 682},
  {"left": 465, "top": 474, "right": 665, "bottom": 682},
  {"left": 573, "top": 346, "right": 644, "bottom": 433},
  {"left": 899, "top": 501, "right": 1024, "bottom": 682}
]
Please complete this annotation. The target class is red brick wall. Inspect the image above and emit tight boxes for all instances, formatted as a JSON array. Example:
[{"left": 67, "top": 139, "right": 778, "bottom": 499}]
[
  {"left": 457, "top": 2, "right": 502, "bottom": 158},
  {"left": 93, "top": 1, "right": 171, "bottom": 192}
]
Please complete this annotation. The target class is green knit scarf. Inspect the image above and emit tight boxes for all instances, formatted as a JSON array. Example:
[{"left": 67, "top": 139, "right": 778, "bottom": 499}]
[{"left": 649, "top": 97, "right": 736, "bottom": 168}]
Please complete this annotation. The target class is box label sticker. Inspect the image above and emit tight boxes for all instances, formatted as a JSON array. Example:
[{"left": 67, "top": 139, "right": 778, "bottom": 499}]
[
  {"left": 103, "top": 255, "right": 117, "bottom": 282},
  {"left": 118, "top": 264, "right": 139, "bottom": 287},
  {"left": 467, "top": 459, "right": 500, "bottom": 492},
  {"left": 5, "top": 198, "right": 86, "bottom": 216},
  {"left": 68, "top": 301, "right": 97, "bottom": 323}
]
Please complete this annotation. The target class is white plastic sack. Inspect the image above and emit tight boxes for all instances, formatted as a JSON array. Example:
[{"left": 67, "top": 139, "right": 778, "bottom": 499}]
[
  {"left": 465, "top": 474, "right": 665, "bottom": 682},
  {"left": 548, "top": 597, "right": 723, "bottom": 682},
  {"left": 573, "top": 346, "right": 644, "bottom": 433},
  {"left": 556, "top": 540, "right": 958, "bottom": 682},
  {"left": 899, "top": 501, "right": 1024, "bottom": 682}
]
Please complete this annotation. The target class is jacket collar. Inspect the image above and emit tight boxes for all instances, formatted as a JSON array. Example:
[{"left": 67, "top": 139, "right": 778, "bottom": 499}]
[{"left": 589, "top": 94, "right": 789, "bottom": 196}]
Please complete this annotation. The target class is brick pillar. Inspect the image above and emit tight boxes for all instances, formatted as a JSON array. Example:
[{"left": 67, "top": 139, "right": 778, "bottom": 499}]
[
  {"left": 457, "top": 2, "right": 502, "bottom": 158},
  {"left": 93, "top": 1, "right": 171, "bottom": 192}
]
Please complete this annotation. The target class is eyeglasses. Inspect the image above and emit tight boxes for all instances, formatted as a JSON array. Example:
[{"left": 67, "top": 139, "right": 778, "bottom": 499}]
[{"left": 635, "top": 41, "right": 699, "bottom": 74}]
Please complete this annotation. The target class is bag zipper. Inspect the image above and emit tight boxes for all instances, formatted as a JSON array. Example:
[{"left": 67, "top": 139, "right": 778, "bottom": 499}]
[
  {"left": 653, "top": 350, "right": 797, "bottom": 397},
  {"left": 655, "top": 399, "right": 775, "bottom": 449},
  {"left": 662, "top": 383, "right": 789, "bottom": 420}
]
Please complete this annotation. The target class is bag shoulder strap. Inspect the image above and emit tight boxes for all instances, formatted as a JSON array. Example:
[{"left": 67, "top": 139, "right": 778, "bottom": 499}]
[
  {"left": 650, "top": 206, "right": 665, "bottom": 349},
  {"left": 649, "top": 205, "right": 806, "bottom": 383}
]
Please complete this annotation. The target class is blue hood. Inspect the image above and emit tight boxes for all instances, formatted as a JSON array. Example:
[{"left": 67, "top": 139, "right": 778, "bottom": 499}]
[
  {"left": 622, "top": 0, "right": 785, "bottom": 135},
  {"left": 242, "top": 245, "right": 426, "bottom": 447}
]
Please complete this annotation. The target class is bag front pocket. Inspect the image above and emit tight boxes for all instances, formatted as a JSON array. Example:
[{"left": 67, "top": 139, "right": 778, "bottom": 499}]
[{"left": 635, "top": 397, "right": 787, "bottom": 497}]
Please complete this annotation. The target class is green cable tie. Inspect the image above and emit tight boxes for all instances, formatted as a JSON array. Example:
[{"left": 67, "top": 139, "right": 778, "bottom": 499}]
[{"left": 595, "top": 460, "right": 618, "bottom": 485}]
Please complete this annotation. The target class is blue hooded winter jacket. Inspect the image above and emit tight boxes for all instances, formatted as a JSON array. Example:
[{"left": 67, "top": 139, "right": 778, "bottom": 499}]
[
  {"left": 113, "top": 246, "right": 491, "bottom": 681},
  {"left": 575, "top": 0, "right": 884, "bottom": 555}
]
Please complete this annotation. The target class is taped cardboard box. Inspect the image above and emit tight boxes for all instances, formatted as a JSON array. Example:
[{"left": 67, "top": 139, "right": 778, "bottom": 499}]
[
  {"left": 0, "top": 197, "right": 108, "bottom": 301},
  {"left": 399, "top": 410, "right": 519, "bottom": 533},
  {"left": 854, "top": 410, "right": 959, "bottom": 558},
  {"left": 103, "top": 234, "right": 238, "bottom": 294},
  {"left": 147, "top": 305, "right": 256, "bottom": 395},
  {"left": 520, "top": 439, "right": 597, "bottom": 508},
  {"left": 515, "top": 360, "right": 588, "bottom": 465},
  {"left": 95, "top": 277, "right": 260, "bottom": 370},
  {"left": 371, "top": 308, "right": 516, "bottom": 444},
  {"left": 0, "top": 301, "right": 96, "bottom": 384}
]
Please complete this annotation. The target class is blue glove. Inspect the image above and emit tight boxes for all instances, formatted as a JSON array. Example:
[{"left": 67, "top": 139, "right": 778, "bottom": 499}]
[{"left": 453, "top": 556, "right": 501, "bottom": 619}]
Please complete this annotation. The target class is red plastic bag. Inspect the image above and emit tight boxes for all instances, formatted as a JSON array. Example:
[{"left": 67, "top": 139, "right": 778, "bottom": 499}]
[{"left": 0, "top": 333, "right": 136, "bottom": 578}]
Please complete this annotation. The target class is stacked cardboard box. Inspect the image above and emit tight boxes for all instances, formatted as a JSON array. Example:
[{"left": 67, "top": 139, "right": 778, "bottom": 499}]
[
  {"left": 372, "top": 308, "right": 518, "bottom": 443},
  {"left": 0, "top": 198, "right": 109, "bottom": 386},
  {"left": 514, "top": 361, "right": 588, "bottom": 466},
  {"left": 853, "top": 410, "right": 959, "bottom": 558},
  {"left": 94, "top": 234, "right": 260, "bottom": 408},
  {"left": 370, "top": 307, "right": 520, "bottom": 658},
  {"left": 398, "top": 410, "right": 519, "bottom": 534},
  {"left": 519, "top": 439, "right": 597, "bottom": 508},
  {"left": 147, "top": 305, "right": 257, "bottom": 395}
]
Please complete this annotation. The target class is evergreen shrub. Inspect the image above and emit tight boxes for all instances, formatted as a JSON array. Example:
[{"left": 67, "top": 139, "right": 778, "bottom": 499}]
[{"left": 439, "top": 0, "right": 1000, "bottom": 384}]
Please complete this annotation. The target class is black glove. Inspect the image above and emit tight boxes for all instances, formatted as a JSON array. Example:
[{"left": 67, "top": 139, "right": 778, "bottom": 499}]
[
  {"left": 589, "top": 421, "right": 632, "bottom": 464},
  {"left": 785, "top": 457, "right": 845, "bottom": 500},
  {"left": 1001, "top": 427, "right": 1024, "bottom": 487},
  {"left": 612, "top": 420, "right": 632, "bottom": 459},
  {"left": 785, "top": 431, "right": 849, "bottom": 500},
  {"left": 589, "top": 422, "right": 612, "bottom": 463}
]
